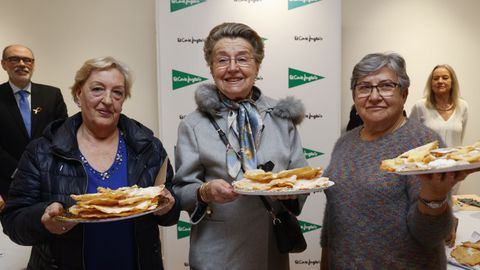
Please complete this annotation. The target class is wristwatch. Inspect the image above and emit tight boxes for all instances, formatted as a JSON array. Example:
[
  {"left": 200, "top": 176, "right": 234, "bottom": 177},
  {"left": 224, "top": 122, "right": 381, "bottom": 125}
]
[{"left": 418, "top": 196, "right": 449, "bottom": 209}]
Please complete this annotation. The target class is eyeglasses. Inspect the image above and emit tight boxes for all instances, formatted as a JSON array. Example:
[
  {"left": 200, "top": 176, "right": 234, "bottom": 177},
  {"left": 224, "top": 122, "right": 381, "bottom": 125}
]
[
  {"left": 4, "top": 56, "right": 35, "bottom": 65},
  {"left": 213, "top": 56, "right": 255, "bottom": 69},
  {"left": 354, "top": 81, "right": 400, "bottom": 98}
]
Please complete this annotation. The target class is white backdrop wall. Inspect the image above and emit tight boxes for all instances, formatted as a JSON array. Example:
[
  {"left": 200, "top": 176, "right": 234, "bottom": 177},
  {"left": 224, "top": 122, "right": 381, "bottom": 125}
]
[
  {"left": 342, "top": 0, "right": 480, "bottom": 195},
  {"left": 156, "top": 1, "right": 341, "bottom": 269}
]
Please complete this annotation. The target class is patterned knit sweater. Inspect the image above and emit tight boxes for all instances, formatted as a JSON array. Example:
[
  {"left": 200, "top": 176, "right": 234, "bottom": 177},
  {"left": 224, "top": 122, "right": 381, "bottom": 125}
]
[{"left": 321, "top": 119, "right": 453, "bottom": 270}]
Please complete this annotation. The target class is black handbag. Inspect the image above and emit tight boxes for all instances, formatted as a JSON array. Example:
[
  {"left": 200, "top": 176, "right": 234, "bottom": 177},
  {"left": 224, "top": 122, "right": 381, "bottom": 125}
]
[
  {"left": 260, "top": 197, "right": 307, "bottom": 253},
  {"left": 207, "top": 116, "right": 307, "bottom": 253}
]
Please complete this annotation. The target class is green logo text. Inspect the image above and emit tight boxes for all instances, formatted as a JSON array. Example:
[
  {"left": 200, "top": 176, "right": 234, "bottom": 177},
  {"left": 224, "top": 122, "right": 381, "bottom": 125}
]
[
  {"left": 177, "top": 220, "right": 191, "bottom": 239},
  {"left": 303, "top": 148, "right": 323, "bottom": 159},
  {"left": 299, "top": 220, "right": 321, "bottom": 233},
  {"left": 288, "top": 68, "right": 324, "bottom": 88},
  {"left": 172, "top": 69, "right": 208, "bottom": 90},
  {"left": 288, "top": 0, "right": 321, "bottom": 10},
  {"left": 171, "top": 0, "right": 206, "bottom": 12}
]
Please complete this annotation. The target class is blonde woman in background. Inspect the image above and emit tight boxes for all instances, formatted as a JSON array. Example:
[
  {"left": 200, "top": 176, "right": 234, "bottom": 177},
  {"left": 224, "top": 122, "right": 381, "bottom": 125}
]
[
  {"left": 410, "top": 65, "right": 468, "bottom": 194},
  {"left": 410, "top": 64, "right": 468, "bottom": 147}
]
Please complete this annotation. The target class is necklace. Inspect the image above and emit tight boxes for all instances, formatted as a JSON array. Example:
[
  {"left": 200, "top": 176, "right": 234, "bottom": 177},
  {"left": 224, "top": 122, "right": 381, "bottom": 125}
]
[
  {"left": 435, "top": 103, "right": 455, "bottom": 111},
  {"left": 80, "top": 132, "right": 125, "bottom": 180}
]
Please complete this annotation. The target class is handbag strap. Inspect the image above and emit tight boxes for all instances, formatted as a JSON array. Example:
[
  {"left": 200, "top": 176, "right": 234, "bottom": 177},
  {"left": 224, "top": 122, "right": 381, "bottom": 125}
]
[
  {"left": 207, "top": 115, "right": 229, "bottom": 148},
  {"left": 259, "top": 194, "right": 281, "bottom": 224},
  {"left": 207, "top": 115, "right": 279, "bottom": 223},
  {"left": 207, "top": 115, "right": 243, "bottom": 160}
]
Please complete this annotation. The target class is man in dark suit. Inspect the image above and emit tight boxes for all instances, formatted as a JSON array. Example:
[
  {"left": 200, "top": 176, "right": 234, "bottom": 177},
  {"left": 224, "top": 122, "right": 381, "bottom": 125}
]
[{"left": 0, "top": 44, "right": 68, "bottom": 206}]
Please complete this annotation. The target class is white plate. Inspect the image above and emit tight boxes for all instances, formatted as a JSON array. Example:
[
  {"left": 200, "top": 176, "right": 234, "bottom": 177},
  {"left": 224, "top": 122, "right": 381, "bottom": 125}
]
[
  {"left": 392, "top": 162, "right": 480, "bottom": 175},
  {"left": 447, "top": 259, "right": 478, "bottom": 270},
  {"left": 56, "top": 205, "right": 164, "bottom": 223},
  {"left": 234, "top": 180, "right": 334, "bottom": 196}
]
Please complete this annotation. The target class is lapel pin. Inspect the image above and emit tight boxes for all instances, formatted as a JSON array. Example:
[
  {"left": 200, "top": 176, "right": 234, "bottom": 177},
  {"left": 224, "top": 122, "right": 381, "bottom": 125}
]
[{"left": 33, "top": 107, "right": 42, "bottom": 114}]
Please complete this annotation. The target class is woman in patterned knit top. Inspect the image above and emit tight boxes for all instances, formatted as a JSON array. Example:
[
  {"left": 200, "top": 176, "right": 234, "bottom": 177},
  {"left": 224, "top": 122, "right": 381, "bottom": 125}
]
[{"left": 320, "top": 53, "right": 478, "bottom": 269}]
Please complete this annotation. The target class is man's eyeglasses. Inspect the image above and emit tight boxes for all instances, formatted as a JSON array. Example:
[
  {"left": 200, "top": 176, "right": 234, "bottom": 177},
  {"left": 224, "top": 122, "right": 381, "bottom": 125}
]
[
  {"left": 4, "top": 56, "right": 35, "bottom": 65},
  {"left": 354, "top": 81, "right": 400, "bottom": 98},
  {"left": 214, "top": 56, "right": 255, "bottom": 69}
]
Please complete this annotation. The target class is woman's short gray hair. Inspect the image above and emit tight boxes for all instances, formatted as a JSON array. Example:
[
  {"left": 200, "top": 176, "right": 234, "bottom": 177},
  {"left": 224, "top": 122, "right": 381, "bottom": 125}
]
[
  {"left": 71, "top": 56, "right": 132, "bottom": 103},
  {"left": 203, "top": 22, "right": 264, "bottom": 67},
  {"left": 350, "top": 52, "right": 410, "bottom": 94}
]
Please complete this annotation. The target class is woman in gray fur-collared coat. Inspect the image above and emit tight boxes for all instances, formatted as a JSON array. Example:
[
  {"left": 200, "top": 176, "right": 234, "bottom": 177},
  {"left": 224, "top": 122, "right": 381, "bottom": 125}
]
[{"left": 172, "top": 22, "right": 308, "bottom": 270}]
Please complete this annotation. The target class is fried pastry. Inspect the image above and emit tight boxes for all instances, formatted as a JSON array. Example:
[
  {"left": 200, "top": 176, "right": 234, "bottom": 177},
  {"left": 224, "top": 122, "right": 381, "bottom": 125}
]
[
  {"left": 65, "top": 185, "right": 165, "bottom": 219},
  {"left": 233, "top": 166, "right": 327, "bottom": 192},
  {"left": 463, "top": 240, "right": 480, "bottom": 250},
  {"left": 243, "top": 169, "right": 275, "bottom": 182},
  {"left": 451, "top": 246, "right": 480, "bottom": 266},
  {"left": 276, "top": 166, "right": 322, "bottom": 179},
  {"left": 380, "top": 140, "right": 480, "bottom": 173}
]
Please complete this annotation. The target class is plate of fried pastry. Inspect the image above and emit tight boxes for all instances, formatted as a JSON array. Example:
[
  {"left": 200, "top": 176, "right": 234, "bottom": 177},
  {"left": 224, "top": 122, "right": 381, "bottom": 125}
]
[
  {"left": 57, "top": 185, "right": 169, "bottom": 223},
  {"left": 380, "top": 140, "right": 480, "bottom": 175},
  {"left": 232, "top": 166, "right": 333, "bottom": 196},
  {"left": 449, "top": 239, "right": 480, "bottom": 269}
]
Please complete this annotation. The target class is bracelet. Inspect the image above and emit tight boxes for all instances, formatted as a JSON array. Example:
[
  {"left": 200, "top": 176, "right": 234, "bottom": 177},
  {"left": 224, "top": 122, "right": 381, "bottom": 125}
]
[
  {"left": 418, "top": 196, "right": 449, "bottom": 209},
  {"left": 197, "top": 185, "right": 205, "bottom": 203},
  {"left": 198, "top": 182, "right": 210, "bottom": 203}
]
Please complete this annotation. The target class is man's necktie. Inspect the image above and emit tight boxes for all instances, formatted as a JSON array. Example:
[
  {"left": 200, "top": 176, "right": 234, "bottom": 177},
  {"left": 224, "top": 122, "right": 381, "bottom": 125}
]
[{"left": 17, "top": 90, "right": 31, "bottom": 137}]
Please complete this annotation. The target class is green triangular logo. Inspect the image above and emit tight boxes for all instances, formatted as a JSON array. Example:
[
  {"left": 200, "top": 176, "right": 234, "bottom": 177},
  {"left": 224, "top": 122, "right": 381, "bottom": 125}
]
[
  {"left": 177, "top": 220, "right": 191, "bottom": 239},
  {"left": 299, "top": 220, "right": 321, "bottom": 233},
  {"left": 172, "top": 70, "right": 208, "bottom": 90},
  {"left": 288, "top": 68, "right": 324, "bottom": 88},
  {"left": 303, "top": 148, "right": 323, "bottom": 159},
  {"left": 170, "top": 0, "right": 206, "bottom": 12},
  {"left": 288, "top": 0, "right": 321, "bottom": 10}
]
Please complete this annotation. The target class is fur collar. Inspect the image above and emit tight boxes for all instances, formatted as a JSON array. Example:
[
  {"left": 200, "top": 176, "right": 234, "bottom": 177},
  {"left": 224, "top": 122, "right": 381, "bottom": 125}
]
[{"left": 194, "top": 83, "right": 305, "bottom": 125}]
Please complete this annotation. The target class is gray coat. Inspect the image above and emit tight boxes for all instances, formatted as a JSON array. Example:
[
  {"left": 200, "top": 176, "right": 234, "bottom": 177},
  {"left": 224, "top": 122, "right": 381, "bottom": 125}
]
[{"left": 173, "top": 84, "right": 308, "bottom": 270}]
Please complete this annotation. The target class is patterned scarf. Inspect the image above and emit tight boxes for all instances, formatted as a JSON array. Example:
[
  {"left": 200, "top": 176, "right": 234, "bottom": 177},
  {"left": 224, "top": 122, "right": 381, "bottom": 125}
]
[{"left": 222, "top": 94, "right": 262, "bottom": 179}]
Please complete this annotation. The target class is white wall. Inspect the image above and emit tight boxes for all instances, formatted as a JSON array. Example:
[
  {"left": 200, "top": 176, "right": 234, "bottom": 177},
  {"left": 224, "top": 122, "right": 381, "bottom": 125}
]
[
  {"left": 342, "top": 0, "right": 480, "bottom": 194},
  {"left": 0, "top": 0, "right": 159, "bottom": 134}
]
